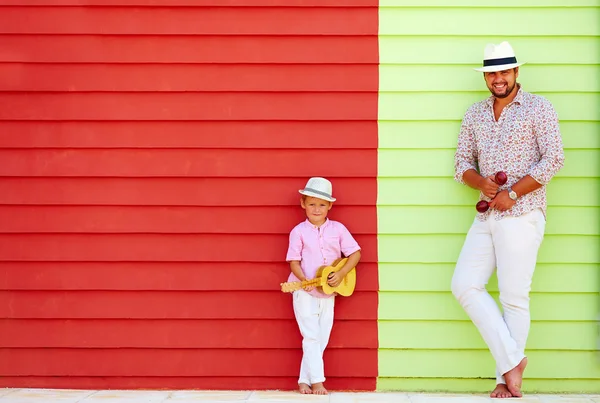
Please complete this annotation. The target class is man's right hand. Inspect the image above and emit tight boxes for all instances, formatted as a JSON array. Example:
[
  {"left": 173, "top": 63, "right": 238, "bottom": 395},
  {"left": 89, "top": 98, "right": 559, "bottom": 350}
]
[{"left": 478, "top": 175, "right": 500, "bottom": 199}]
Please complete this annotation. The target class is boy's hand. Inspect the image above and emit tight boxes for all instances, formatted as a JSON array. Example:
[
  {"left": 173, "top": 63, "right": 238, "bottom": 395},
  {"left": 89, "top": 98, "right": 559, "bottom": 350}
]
[
  {"left": 302, "top": 284, "right": 315, "bottom": 292},
  {"left": 327, "top": 271, "right": 344, "bottom": 287}
]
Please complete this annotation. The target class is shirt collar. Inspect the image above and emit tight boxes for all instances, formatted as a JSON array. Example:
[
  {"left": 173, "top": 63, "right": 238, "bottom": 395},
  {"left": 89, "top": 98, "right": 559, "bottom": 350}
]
[{"left": 304, "top": 218, "right": 330, "bottom": 230}]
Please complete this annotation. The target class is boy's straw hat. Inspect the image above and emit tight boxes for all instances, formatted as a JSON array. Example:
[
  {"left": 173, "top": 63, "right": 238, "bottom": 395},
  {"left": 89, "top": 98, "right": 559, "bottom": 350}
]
[{"left": 298, "top": 177, "right": 336, "bottom": 202}]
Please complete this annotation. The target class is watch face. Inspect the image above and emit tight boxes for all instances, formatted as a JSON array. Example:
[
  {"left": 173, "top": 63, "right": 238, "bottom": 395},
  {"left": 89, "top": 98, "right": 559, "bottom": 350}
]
[{"left": 509, "top": 191, "right": 517, "bottom": 200}]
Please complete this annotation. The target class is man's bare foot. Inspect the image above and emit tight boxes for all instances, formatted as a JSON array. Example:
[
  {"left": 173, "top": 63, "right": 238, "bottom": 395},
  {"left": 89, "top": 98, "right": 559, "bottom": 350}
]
[
  {"left": 298, "top": 383, "right": 312, "bottom": 394},
  {"left": 490, "top": 383, "right": 512, "bottom": 399},
  {"left": 311, "top": 382, "right": 328, "bottom": 395},
  {"left": 504, "top": 357, "right": 528, "bottom": 398}
]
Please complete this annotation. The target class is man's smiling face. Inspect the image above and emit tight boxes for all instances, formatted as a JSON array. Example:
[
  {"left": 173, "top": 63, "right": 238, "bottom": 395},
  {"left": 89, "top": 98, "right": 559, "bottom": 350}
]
[{"left": 484, "top": 67, "right": 519, "bottom": 99}]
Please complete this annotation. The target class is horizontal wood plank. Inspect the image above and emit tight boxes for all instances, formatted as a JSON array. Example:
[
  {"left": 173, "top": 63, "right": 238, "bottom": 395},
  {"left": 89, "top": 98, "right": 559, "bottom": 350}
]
[
  {"left": 380, "top": 7, "right": 599, "bottom": 36},
  {"left": 0, "top": 205, "right": 377, "bottom": 234},
  {"left": 0, "top": 7, "right": 378, "bottom": 35},
  {"left": 378, "top": 234, "right": 600, "bottom": 264},
  {"left": 379, "top": 291, "right": 599, "bottom": 321},
  {"left": 380, "top": 64, "right": 600, "bottom": 93},
  {"left": 379, "top": 320, "right": 598, "bottom": 350},
  {"left": 0, "top": 376, "right": 376, "bottom": 391},
  {"left": 0, "top": 35, "right": 378, "bottom": 63},
  {"left": 0, "top": 290, "right": 377, "bottom": 320},
  {"left": 0, "top": 0, "right": 378, "bottom": 6},
  {"left": 379, "top": 350, "right": 600, "bottom": 379},
  {"left": 0, "top": 319, "right": 378, "bottom": 348},
  {"left": 0, "top": 63, "right": 377, "bottom": 92},
  {"left": 379, "top": 121, "right": 599, "bottom": 150},
  {"left": 0, "top": 121, "right": 378, "bottom": 149},
  {"left": 0, "top": 348, "right": 378, "bottom": 377},
  {"left": 0, "top": 93, "right": 378, "bottom": 121},
  {"left": 378, "top": 149, "right": 598, "bottom": 179},
  {"left": 0, "top": 177, "right": 378, "bottom": 206},
  {"left": 378, "top": 178, "right": 599, "bottom": 207},
  {"left": 380, "top": 36, "right": 600, "bottom": 64},
  {"left": 0, "top": 262, "right": 379, "bottom": 291},
  {"left": 0, "top": 234, "right": 378, "bottom": 262},
  {"left": 379, "top": 92, "right": 599, "bottom": 121},
  {"left": 378, "top": 263, "right": 598, "bottom": 293},
  {"left": 0, "top": 149, "right": 377, "bottom": 177},
  {"left": 377, "top": 206, "right": 600, "bottom": 235}
]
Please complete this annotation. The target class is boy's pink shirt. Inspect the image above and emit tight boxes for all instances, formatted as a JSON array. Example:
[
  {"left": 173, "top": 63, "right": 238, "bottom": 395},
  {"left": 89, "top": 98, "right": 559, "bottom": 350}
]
[{"left": 285, "top": 218, "right": 361, "bottom": 298}]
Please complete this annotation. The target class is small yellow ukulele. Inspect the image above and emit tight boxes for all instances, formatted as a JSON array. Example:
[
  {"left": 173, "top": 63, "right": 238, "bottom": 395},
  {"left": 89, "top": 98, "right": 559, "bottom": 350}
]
[{"left": 280, "top": 258, "right": 356, "bottom": 296}]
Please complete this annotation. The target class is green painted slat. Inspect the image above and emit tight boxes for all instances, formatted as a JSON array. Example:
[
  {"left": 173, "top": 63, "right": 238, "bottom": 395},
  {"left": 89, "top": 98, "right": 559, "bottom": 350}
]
[
  {"left": 378, "top": 149, "right": 599, "bottom": 178},
  {"left": 378, "top": 92, "right": 600, "bottom": 121},
  {"left": 377, "top": 378, "right": 600, "bottom": 393},
  {"left": 377, "top": 178, "right": 600, "bottom": 207},
  {"left": 378, "top": 292, "right": 599, "bottom": 321},
  {"left": 380, "top": 65, "right": 600, "bottom": 92},
  {"left": 378, "top": 263, "right": 599, "bottom": 292},
  {"left": 380, "top": 0, "right": 600, "bottom": 6},
  {"left": 379, "top": 321, "right": 598, "bottom": 350},
  {"left": 380, "top": 8, "right": 600, "bottom": 36},
  {"left": 378, "top": 234, "right": 600, "bottom": 263},
  {"left": 379, "top": 350, "right": 600, "bottom": 378},
  {"left": 379, "top": 37, "right": 600, "bottom": 64},
  {"left": 378, "top": 121, "right": 600, "bottom": 149},
  {"left": 377, "top": 206, "right": 600, "bottom": 235}
]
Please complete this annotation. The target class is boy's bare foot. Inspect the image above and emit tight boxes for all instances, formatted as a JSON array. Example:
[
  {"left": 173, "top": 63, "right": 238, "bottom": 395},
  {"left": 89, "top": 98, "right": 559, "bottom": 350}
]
[
  {"left": 490, "top": 383, "right": 512, "bottom": 398},
  {"left": 298, "top": 383, "right": 312, "bottom": 394},
  {"left": 504, "top": 357, "right": 528, "bottom": 398},
  {"left": 311, "top": 382, "right": 328, "bottom": 395}
]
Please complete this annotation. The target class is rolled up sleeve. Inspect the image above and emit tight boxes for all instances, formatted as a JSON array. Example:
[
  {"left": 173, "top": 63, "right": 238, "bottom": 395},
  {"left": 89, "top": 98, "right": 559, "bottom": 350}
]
[
  {"left": 454, "top": 112, "right": 478, "bottom": 185},
  {"left": 528, "top": 99, "right": 565, "bottom": 185},
  {"left": 285, "top": 227, "right": 303, "bottom": 262},
  {"left": 338, "top": 223, "right": 361, "bottom": 257}
]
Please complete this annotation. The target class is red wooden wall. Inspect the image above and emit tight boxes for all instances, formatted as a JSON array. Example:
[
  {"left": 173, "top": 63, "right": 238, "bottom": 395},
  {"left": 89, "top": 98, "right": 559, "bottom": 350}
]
[{"left": 0, "top": 0, "right": 379, "bottom": 390}]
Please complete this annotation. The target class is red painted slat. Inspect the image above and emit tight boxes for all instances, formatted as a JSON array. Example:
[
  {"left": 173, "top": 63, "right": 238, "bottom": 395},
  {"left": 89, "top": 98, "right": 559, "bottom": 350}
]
[
  {"left": 0, "top": 348, "right": 378, "bottom": 377},
  {"left": 0, "top": 206, "right": 377, "bottom": 234},
  {"left": 0, "top": 36, "right": 378, "bottom": 63},
  {"left": 0, "top": 234, "right": 377, "bottom": 262},
  {"left": 0, "top": 7, "right": 377, "bottom": 35},
  {"left": 0, "top": 178, "right": 378, "bottom": 206},
  {"left": 0, "top": 93, "right": 377, "bottom": 121},
  {"left": 0, "top": 64, "right": 377, "bottom": 92},
  {"left": 0, "top": 1, "right": 377, "bottom": 6},
  {"left": 0, "top": 290, "right": 378, "bottom": 320},
  {"left": 0, "top": 377, "right": 377, "bottom": 391},
  {"left": 0, "top": 319, "right": 378, "bottom": 348},
  {"left": 0, "top": 121, "right": 378, "bottom": 149},
  {"left": 0, "top": 149, "right": 377, "bottom": 177},
  {"left": 0, "top": 262, "right": 379, "bottom": 291}
]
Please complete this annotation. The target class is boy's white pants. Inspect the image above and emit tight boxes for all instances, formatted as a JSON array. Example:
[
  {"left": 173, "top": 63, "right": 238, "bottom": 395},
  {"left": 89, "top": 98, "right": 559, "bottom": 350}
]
[
  {"left": 293, "top": 290, "right": 335, "bottom": 385},
  {"left": 451, "top": 209, "right": 545, "bottom": 385}
]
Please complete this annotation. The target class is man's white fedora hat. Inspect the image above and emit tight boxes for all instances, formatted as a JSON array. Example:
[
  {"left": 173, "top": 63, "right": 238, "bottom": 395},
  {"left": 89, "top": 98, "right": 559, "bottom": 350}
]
[
  {"left": 474, "top": 41, "right": 525, "bottom": 72},
  {"left": 299, "top": 177, "right": 336, "bottom": 202}
]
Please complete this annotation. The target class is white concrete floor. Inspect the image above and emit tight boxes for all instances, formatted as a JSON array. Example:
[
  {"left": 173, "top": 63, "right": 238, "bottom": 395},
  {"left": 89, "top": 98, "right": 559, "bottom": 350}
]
[{"left": 0, "top": 389, "right": 599, "bottom": 403}]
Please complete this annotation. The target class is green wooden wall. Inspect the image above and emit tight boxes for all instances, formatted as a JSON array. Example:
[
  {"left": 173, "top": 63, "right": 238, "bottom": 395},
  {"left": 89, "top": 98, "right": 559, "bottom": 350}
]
[{"left": 377, "top": 0, "right": 600, "bottom": 393}]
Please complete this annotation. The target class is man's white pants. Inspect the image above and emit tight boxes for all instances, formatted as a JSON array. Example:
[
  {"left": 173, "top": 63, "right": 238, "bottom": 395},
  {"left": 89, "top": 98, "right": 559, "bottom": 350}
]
[
  {"left": 293, "top": 290, "right": 335, "bottom": 385},
  {"left": 451, "top": 209, "right": 545, "bottom": 385}
]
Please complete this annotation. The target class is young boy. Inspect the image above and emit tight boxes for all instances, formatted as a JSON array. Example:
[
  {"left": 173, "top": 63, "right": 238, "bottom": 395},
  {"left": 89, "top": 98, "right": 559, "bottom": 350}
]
[{"left": 285, "top": 177, "right": 361, "bottom": 395}]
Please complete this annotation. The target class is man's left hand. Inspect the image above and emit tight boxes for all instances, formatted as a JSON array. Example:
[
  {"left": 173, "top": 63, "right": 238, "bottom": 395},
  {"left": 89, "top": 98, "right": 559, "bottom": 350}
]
[{"left": 489, "top": 190, "right": 516, "bottom": 212}]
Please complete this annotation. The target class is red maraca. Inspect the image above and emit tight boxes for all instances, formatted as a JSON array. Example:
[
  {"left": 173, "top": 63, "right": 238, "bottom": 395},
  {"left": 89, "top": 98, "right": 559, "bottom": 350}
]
[{"left": 475, "top": 171, "right": 508, "bottom": 213}]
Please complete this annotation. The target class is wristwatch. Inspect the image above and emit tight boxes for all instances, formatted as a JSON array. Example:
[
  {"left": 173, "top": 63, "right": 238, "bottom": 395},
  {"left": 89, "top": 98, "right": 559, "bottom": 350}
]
[{"left": 507, "top": 187, "right": 518, "bottom": 201}]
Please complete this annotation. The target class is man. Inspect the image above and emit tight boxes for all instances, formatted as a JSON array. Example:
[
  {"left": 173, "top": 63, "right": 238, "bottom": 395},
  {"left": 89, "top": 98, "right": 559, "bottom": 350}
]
[{"left": 451, "top": 42, "right": 565, "bottom": 398}]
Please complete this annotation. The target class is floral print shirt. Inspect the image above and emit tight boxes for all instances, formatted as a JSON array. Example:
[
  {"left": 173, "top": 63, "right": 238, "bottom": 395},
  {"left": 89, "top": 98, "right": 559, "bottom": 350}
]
[{"left": 454, "top": 85, "right": 565, "bottom": 221}]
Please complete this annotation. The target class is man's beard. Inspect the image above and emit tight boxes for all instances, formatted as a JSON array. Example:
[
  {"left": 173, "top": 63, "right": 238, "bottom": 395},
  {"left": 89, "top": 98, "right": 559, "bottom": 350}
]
[{"left": 490, "top": 82, "right": 516, "bottom": 98}]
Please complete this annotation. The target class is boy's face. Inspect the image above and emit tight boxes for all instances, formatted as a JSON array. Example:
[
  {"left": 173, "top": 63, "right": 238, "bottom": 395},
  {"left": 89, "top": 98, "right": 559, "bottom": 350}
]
[{"left": 301, "top": 196, "right": 332, "bottom": 226}]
